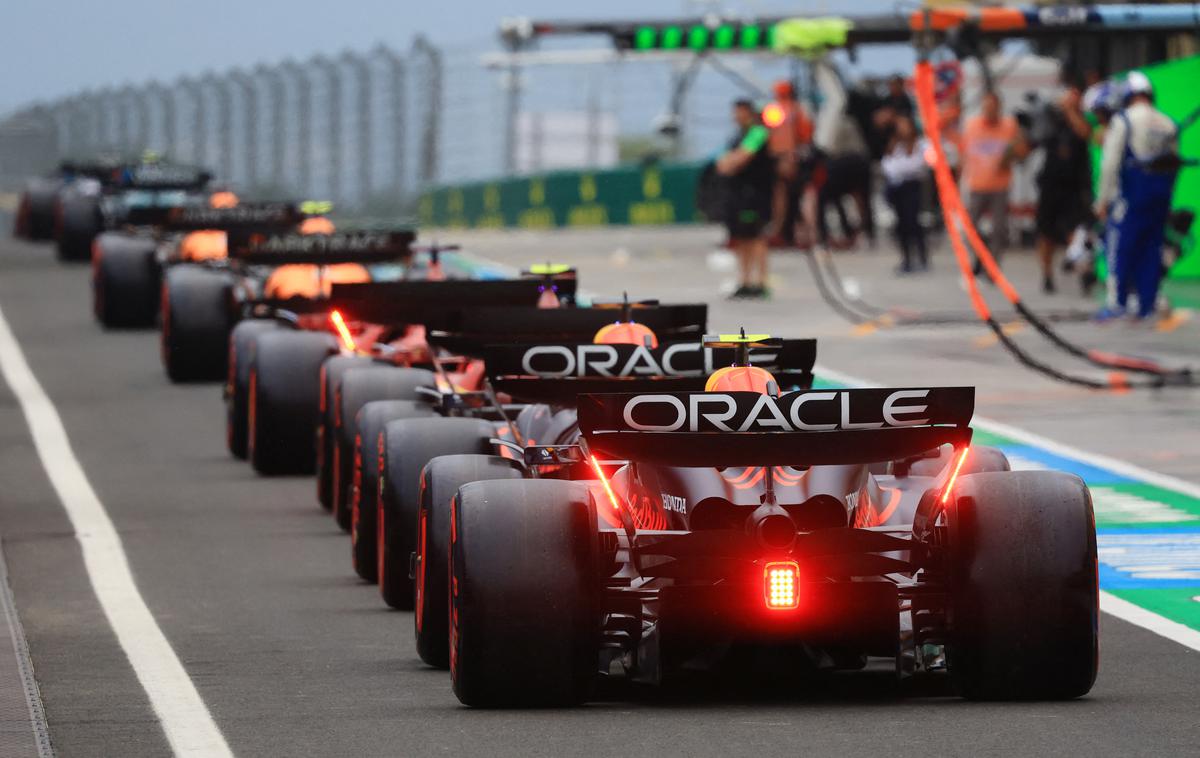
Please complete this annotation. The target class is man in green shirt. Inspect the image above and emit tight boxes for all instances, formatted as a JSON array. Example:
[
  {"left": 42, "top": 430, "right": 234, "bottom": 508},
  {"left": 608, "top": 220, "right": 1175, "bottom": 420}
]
[{"left": 717, "top": 99, "right": 775, "bottom": 299}]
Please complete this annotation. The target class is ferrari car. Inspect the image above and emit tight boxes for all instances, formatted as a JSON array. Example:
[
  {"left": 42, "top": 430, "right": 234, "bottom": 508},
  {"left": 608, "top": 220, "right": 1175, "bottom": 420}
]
[{"left": 433, "top": 336, "right": 1097, "bottom": 706}]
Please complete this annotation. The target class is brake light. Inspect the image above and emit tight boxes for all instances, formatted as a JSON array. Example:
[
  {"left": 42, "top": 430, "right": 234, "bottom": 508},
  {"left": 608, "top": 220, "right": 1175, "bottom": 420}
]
[
  {"left": 941, "top": 446, "right": 971, "bottom": 504},
  {"left": 330, "top": 310, "right": 357, "bottom": 352},
  {"left": 589, "top": 455, "right": 621, "bottom": 512},
  {"left": 764, "top": 561, "right": 800, "bottom": 610}
]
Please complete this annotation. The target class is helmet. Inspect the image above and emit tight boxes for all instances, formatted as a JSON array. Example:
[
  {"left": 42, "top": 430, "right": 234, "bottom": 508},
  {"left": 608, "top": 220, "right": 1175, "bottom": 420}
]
[
  {"left": 178, "top": 230, "right": 227, "bottom": 262},
  {"left": 208, "top": 190, "right": 238, "bottom": 209},
  {"left": 593, "top": 321, "right": 658, "bottom": 347},
  {"left": 263, "top": 262, "right": 369, "bottom": 299},
  {"left": 704, "top": 365, "right": 778, "bottom": 394},
  {"left": 298, "top": 216, "right": 335, "bottom": 235},
  {"left": 1125, "top": 70, "right": 1153, "bottom": 99},
  {"left": 1083, "top": 81, "right": 1117, "bottom": 114}
]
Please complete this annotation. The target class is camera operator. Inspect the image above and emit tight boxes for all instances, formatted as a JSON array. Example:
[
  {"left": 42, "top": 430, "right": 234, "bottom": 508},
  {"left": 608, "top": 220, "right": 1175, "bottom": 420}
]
[{"left": 1027, "top": 81, "right": 1094, "bottom": 294}]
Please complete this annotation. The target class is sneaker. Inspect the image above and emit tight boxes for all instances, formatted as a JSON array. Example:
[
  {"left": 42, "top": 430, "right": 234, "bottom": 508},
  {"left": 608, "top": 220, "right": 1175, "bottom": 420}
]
[
  {"left": 895, "top": 263, "right": 913, "bottom": 275},
  {"left": 1093, "top": 306, "right": 1126, "bottom": 323},
  {"left": 746, "top": 285, "right": 771, "bottom": 300},
  {"left": 727, "top": 285, "right": 751, "bottom": 300},
  {"left": 1042, "top": 276, "right": 1056, "bottom": 294}
]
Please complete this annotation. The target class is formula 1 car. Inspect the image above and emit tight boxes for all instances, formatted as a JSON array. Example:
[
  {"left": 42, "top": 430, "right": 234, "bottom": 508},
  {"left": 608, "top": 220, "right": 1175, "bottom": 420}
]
[
  {"left": 153, "top": 222, "right": 408, "bottom": 384},
  {"left": 55, "top": 160, "right": 213, "bottom": 261},
  {"left": 307, "top": 267, "right": 584, "bottom": 517},
  {"left": 12, "top": 158, "right": 131, "bottom": 243},
  {"left": 90, "top": 196, "right": 296, "bottom": 329},
  {"left": 355, "top": 301, "right": 719, "bottom": 607},
  {"left": 237, "top": 273, "right": 576, "bottom": 479},
  {"left": 436, "top": 337, "right": 1098, "bottom": 706},
  {"left": 404, "top": 332, "right": 817, "bottom": 667}
]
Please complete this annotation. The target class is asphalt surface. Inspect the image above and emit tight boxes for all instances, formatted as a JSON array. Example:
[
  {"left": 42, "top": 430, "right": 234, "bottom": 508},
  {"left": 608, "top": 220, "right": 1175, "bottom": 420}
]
[{"left": 0, "top": 226, "right": 1198, "bottom": 757}]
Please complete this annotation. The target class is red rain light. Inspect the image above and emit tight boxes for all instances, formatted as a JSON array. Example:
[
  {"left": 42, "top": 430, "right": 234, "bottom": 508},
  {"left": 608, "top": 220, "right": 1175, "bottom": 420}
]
[
  {"left": 764, "top": 561, "right": 800, "bottom": 610},
  {"left": 941, "top": 446, "right": 971, "bottom": 505},
  {"left": 330, "top": 310, "right": 357, "bottom": 353},
  {"left": 589, "top": 455, "right": 621, "bottom": 512}
]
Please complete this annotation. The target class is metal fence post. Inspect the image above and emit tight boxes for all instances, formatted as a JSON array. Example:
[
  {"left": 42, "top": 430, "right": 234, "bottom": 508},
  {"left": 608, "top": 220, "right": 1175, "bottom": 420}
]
[
  {"left": 311, "top": 55, "right": 341, "bottom": 202},
  {"left": 149, "top": 83, "right": 177, "bottom": 159},
  {"left": 179, "top": 77, "right": 206, "bottom": 167},
  {"left": 343, "top": 51, "right": 371, "bottom": 209},
  {"left": 210, "top": 74, "right": 235, "bottom": 182},
  {"left": 374, "top": 45, "right": 405, "bottom": 202},
  {"left": 230, "top": 70, "right": 258, "bottom": 190},
  {"left": 282, "top": 60, "right": 312, "bottom": 197},
  {"left": 257, "top": 63, "right": 286, "bottom": 191},
  {"left": 412, "top": 36, "right": 442, "bottom": 187}
]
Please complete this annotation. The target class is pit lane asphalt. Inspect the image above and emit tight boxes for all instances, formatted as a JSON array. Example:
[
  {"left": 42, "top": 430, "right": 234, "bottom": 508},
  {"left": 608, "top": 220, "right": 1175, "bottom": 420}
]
[{"left": 0, "top": 229, "right": 1198, "bottom": 757}]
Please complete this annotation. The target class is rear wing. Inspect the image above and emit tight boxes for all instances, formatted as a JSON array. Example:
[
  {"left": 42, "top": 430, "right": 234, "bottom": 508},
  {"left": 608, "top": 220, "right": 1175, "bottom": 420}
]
[
  {"left": 425, "top": 304, "right": 707, "bottom": 355},
  {"left": 160, "top": 202, "right": 305, "bottom": 231},
  {"left": 325, "top": 279, "right": 566, "bottom": 323},
  {"left": 117, "top": 164, "right": 212, "bottom": 190},
  {"left": 579, "top": 387, "right": 974, "bottom": 466},
  {"left": 227, "top": 229, "right": 415, "bottom": 265},
  {"left": 484, "top": 338, "right": 816, "bottom": 404}
]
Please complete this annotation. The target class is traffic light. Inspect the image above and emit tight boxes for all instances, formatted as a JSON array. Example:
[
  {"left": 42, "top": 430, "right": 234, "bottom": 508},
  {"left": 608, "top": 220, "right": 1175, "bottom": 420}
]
[{"left": 619, "top": 22, "right": 777, "bottom": 52}]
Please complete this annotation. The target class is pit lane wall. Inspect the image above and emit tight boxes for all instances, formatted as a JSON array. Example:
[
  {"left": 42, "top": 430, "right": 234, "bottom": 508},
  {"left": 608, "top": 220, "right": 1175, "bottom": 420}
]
[{"left": 417, "top": 162, "right": 704, "bottom": 230}]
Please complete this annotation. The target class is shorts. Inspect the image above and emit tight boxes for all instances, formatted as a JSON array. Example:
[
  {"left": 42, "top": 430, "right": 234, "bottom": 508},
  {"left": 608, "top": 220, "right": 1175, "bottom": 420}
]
[
  {"left": 725, "top": 202, "right": 770, "bottom": 240},
  {"left": 724, "top": 186, "right": 770, "bottom": 240},
  {"left": 1036, "top": 187, "right": 1090, "bottom": 245}
]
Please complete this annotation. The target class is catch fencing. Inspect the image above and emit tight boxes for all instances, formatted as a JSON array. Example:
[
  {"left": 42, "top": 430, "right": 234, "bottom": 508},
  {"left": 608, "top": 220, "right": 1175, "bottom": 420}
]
[{"left": 0, "top": 38, "right": 445, "bottom": 214}]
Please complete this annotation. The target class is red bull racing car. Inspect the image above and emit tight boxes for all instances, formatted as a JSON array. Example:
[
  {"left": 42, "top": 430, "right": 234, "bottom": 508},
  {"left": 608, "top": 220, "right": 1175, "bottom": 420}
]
[{"left": 424, "top": 336, "right": 1097, "bottom": 706}]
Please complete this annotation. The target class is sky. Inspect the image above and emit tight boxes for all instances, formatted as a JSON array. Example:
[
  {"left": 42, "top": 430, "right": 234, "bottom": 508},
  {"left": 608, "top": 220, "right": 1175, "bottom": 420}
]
[{"left": 0, "top": 0, "right": 900, "bottom": 113}]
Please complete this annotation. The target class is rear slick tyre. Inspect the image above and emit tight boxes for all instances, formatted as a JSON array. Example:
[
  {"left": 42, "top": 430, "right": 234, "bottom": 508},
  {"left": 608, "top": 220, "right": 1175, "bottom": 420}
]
[
  {"left": 92, "top": 232, "right": 159, "bottom": 328},
  {"left": 332, "top": 366, "right": 435, "bottom": 528},
  {"left": 317, "top": 355, "right": 375, "bottom": 511},
  {"left": 377, "top": 417, "right": 494, "bottom": 610},
  {"left": 349, "top": 401, "right": 436, "bottom": 577},
  {"left": 450, "top": 479, "right": 599, "bottom": 707},
  {"left": 414, "top": 454, "right": 522, "bottom": 668},
  {"left": 226, "top": 319, "right": 281, "bottom": 460},
  {"left": 160, "top": 265, "right": 233, "bottom": 382},
  {"left": 248, "top": 331, "right": 337, "bottom": 475},
  {"left": 946, "top": 470, "right": 1098, "bottom": 700}
]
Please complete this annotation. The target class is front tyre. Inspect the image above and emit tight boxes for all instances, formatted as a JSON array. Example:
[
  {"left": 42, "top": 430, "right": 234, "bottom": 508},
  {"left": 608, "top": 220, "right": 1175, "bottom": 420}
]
[
  {"left": 945, "top": 470, "right": 1098, "bottom": 700},
  {"left": 451, "top": 479, "right": 600, "bottom": 707}
]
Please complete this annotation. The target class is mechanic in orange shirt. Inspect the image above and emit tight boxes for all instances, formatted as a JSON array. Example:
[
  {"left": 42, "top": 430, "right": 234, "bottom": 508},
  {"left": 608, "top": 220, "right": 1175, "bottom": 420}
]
[
  {"left": 763, "top": 80, "right": 814, "bottom": 247},
  {"left": 962, "top": 91, "right": 1028, "bottom": 274}
]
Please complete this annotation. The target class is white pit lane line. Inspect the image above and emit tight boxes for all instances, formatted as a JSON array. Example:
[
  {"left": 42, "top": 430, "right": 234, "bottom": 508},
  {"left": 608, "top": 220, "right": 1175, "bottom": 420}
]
[
  {"left": 0, "top": 303, "right": 233, "bottom": 756},
  {"left": 816, "top": 364, "right": 1200, "bottom": 653}
]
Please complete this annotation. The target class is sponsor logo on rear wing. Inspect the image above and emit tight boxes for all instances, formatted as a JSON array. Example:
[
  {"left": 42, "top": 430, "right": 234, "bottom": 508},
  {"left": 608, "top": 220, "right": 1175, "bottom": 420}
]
[
  {"left": 162, "top": 203, "right": 304, "bottom": 231},
  {"left": 578, "top": 387, "right": 974, "bottom": 467},
  {"left": 424, "top": 304, "right": 708, "bottom": 356},
  {"left": 227, "top": 229, "right": 415, "bottom": 264},
  {"left": 324, "top": 279, "right": 562, "bottom": 324},
  {"left": 482, "top": 339, "right": 816, "bottom": 404},
  {"left": 118, "top": 164, "right": 212, "bottom": 190}
]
